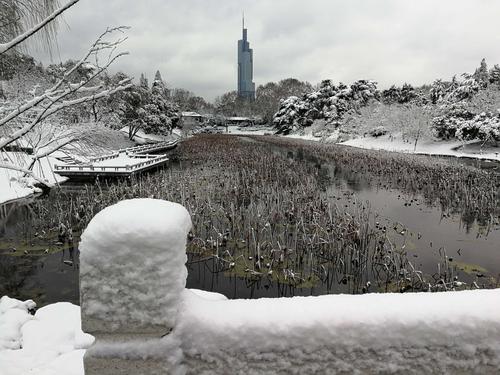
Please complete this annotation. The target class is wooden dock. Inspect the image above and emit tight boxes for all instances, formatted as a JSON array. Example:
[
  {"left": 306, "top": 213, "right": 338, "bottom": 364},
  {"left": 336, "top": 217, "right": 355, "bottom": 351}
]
[
  {"left": 121, "top": 140, "right": 178, "bottom": 155},
  {"left": 54, "top": 140, "right": 178, "bottom": 179}
]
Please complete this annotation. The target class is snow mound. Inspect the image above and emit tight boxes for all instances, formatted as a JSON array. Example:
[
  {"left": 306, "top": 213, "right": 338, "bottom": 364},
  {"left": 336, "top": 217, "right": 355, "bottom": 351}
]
[
  {"left": 79, "top": 199, "right": 192, "bottom": 333},
  {"left": 0, "top": 300, "right": 88, "bottom": 375},
  {"left": 0, "top": 296, "right": 35, "bottom": 350}
]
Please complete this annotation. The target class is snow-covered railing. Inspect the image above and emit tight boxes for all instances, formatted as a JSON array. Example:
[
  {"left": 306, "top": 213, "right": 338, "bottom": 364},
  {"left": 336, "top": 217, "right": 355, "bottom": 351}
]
[
  {"left": 54, "top": 154, "right": 169, "bottom": 173},
  {"left": 80, "top": 199, "right": 191, "bottom": 374},
  {"left": 79, "top": 199, "right": 500, "bottom": 374},
  {"left": 88, "top": 152, "right": 120, "bottom": 163},
  {"left": 119, "top": 140, "right": 178, "bottom": 155}
]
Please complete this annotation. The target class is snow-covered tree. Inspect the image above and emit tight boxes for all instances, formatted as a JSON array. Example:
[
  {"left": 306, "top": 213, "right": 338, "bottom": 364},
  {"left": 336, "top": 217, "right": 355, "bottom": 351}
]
[
  {"left": 430, "top": 79, "right": 446, "bottom": 104},
  {"left": 431, "top": 103, "right": 476, "bottom": 139},
  {"left": 117, "top": 73, "right": 180, "bottom": 139},
  {"left": 154, "top": 70, "right": 162, "bottom": 82},
  {"left": 489, "top": 64, "right": 500, "bottom": 85},
  {"left": 142, "top": 89, "right": 180, "bottom": 135},
  {"left": 0, "top": 22, "right": 132, "bottom": 187},
  {"left": 151, "top": 70, "right": 170, "bottom": 98},
  {"left": 382, "top": 83, "right": 418, "bottom": 105},
  {"left": 474, "top": 58, "right": 489, "bottom": 88},
  {"left": 273, "top": 79, "right": 379, "bottom": 134},
  {"left": 139, "top": 73, "right": 148, "bottom": 89},
  {"left": 254, "top": 78, "right": 312, "bottom": 124}
]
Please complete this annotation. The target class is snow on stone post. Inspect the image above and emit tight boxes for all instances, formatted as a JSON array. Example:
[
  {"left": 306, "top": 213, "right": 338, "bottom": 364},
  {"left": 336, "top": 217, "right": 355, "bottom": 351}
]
[{"left": 79, "top": 198, "right": 192, "bottom": 374}]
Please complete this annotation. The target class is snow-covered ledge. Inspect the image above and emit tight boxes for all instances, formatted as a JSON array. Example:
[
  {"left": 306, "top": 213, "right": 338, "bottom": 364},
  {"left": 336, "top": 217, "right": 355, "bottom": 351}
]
[
  {"left": 79, "top": 199, "right": 500, "bottom": 374},
  {"left": 79, "top": 199, "right": 191, "bottom": 374}
]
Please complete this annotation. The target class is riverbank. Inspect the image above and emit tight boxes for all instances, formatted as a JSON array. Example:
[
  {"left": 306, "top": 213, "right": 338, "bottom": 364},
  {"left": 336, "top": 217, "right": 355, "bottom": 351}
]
[
  {"left": 340, "top": 133, "right": 500, "bottom": 162},
  {"left": 213, "top": 125, "right": 500, "bottom": 162}
]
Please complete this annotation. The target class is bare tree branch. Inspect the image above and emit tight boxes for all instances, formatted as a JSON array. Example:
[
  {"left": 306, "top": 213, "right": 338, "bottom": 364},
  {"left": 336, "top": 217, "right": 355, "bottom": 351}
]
[
  {"left": 0, "top": 27, "right": 130, "bottom": 129},
  {"left": 0, "top": 82, "right": 132, "bottom": 150},
  {"left": 0, "top": 161, "right": 51, "bottom": 186},
  {"left": 0, "top": 0, "right": 80, "bottom": 55}
]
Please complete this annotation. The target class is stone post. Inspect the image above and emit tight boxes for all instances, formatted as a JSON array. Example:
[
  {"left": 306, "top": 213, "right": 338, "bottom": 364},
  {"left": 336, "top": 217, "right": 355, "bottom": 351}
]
[{"left": 79, "top": 199, "right": 192, "bottom": 374}]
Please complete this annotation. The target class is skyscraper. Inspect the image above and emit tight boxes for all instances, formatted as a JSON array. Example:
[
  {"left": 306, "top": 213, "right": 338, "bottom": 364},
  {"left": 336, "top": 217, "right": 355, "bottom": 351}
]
[{"left": 237, "top": 15, "right": 255, "bottom": 100}]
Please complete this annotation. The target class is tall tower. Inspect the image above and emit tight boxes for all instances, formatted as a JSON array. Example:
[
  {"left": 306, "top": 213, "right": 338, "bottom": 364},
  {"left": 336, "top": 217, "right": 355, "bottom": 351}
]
[{"left": 237, "top": 14, "right": 255, "bottom": 100}]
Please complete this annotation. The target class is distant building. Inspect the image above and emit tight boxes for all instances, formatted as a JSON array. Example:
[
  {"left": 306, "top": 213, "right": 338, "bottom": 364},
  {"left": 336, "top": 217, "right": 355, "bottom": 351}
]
[
  {"left": 180, "top": 111, "right": 206, "bottom": 127},
  {"left": 237, "top": 15, "right": 255, "bottom": 100}
]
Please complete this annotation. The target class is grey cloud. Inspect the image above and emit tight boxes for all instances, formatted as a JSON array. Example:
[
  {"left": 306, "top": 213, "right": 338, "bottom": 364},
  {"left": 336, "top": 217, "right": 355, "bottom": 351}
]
[{"left": 32, "top": 0, "right": 500, "bottom": 101}]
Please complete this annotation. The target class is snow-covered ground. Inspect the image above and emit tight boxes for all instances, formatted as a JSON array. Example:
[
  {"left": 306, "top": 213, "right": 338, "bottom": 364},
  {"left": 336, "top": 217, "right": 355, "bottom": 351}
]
[
  {"left": 280, "top": 127, "right": 500, "bottom": 162},
  {"left": 91, "top": 153, "right": 163, "bottom": 168},
  {"left": 0, "top": 296, "right": 91, "bottom": 375},
  {"left": 2, "top": 289, "right": 500, "bottom": 374},
  {"left": 120, "top": 126, "right": 180, "bottom": 144},
  {"left": 0, "top": 153, "right": 66, "bottom": 205},
  {"left": 341, "top": 133, "right": 500, "bottom": 162}
]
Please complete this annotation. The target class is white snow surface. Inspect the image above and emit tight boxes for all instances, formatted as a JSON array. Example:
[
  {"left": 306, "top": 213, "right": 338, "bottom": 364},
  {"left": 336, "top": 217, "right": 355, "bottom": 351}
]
[
  {"left": 79, "top": 199, "right": 192, "bottom": 333},
  {"left": 0, "top": 296, "right": 92, "bottom": 375},
  {"left": 2, "top": 289, "right": 500, "bottom": 374},
  {"left": 175, "top": 288, "right": 500, "bottom": 374},
  {"left": 0, "top": 153, "right": 66, "bottom": 204},
  {"left": 341, "top": 133, "right": 500, "bottom": 161},
  {"left": 119, "top": 126, "right": 178, "bottom": 144}
]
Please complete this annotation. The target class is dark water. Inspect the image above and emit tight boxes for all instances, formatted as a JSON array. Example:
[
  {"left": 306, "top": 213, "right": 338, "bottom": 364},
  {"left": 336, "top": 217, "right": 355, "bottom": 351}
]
[{"left": 1, "top": 140, "right": 499, "bottom": 305}]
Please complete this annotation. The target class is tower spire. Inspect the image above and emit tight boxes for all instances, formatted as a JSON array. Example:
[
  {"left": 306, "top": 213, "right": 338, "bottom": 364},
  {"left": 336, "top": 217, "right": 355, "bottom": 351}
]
[{"left": 242, "top": 11, "right": 245, "bottom": 30}]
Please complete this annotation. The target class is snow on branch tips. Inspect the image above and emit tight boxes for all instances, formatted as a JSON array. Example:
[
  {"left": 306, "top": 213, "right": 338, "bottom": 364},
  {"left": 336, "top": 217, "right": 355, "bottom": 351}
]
[
  {"left": 0, "top": 0, "right": 81, "bottom": 55},
  {"left": 0, "top": 26, "right": 132, "bottom": 186}
]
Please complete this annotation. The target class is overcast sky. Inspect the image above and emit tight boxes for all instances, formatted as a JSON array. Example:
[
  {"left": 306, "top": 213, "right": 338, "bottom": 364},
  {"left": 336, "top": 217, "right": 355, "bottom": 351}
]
[{"left": 33, "top": 0, "right": 500, "bottom": 101}]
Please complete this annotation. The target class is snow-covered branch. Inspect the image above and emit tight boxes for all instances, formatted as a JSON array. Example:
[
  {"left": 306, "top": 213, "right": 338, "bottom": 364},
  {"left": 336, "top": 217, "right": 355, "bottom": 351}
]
[
  {"left": 0, "top": 27, "right": 129, "bottom": 129},
  {"left": 0, "top": 162, "right": 51, "bottom": 186},
  {"left": 0, "top": 0, "right": 80, "bottom": 55},
  {"left": 0, "top": 82, "right": 132, "bottom": 150}
]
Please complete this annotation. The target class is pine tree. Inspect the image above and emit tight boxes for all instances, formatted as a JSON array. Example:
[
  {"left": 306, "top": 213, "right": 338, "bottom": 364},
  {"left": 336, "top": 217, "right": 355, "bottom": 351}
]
[
  {"left": 139, "top": 73, "right": 149, "bottom": 89},
  {"left": 474, "top": 58, "right": 489, "bottom": 87},
  {"left": 489, "top": 64, "right": 500, "bottom": 84},
  {"left": 154, "top": 70, "right": 163, "bottom": 82}
]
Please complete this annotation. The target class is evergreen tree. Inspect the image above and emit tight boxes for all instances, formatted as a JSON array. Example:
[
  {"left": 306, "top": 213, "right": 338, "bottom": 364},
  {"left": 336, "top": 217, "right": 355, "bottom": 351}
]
[
  {"left": 430, "top": 79, "right": 446, "bottom": 104},
  {"left": 489, "top": 64, "right": 500, "bottom": 84},
  {"left": 474, "top": 58, "right": 489, "bottom": 87},
  {"left": 139, "top": 73, "right": 149, "bottom": 89}
]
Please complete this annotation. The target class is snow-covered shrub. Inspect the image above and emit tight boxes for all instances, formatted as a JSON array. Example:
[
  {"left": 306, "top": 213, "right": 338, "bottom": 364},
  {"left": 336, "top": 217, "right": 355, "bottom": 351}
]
[
  {"left": 272, "top": 96, "right": 314, "bottom": 134},
  {"left": 456, "top": 112, "right": 500, "bottom": 142},
  {"left": 368, "top": 126, "right": 388, "bottom": 137},
  {"left": 451, "top": 74, "right": 480, "bottom": 101},
  {"left": 431, "top": 103, "right": 476, "bottom": 139},
  {"left": 273, "top": 79, "right": 379, "bottom": 134},
  {"left": 432, "top": 104, "right": 500, "bottom": 142},
  {"left": 430, "top": 79, "right": 446, "bottom": 104}
]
